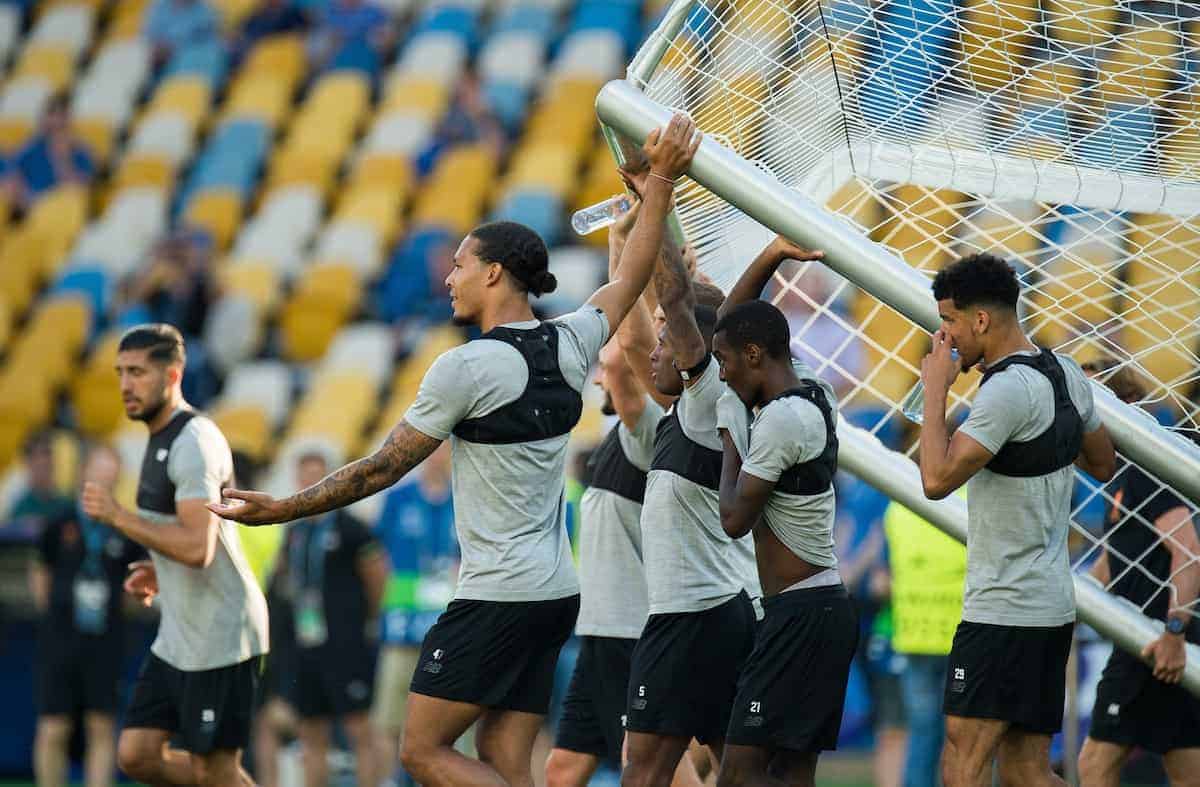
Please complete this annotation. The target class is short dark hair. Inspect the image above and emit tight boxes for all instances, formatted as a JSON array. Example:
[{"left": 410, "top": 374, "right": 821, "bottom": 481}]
[
  {"left": 693, "top": 281, "right": 725, "bottom": 311},
  {"left": 118, "top": 324, "right": 186, "bottom": 366},
  {"left": 713, "top": 300, "right": 791, "bottom": 359},
  {"left": 695, "top": 303, "right": 718, "bottom": 343},
  {"left": 470, "top": 221, "right": 556, "bottom": 297},
  {"left": 931, "top": 253, "right": 1019, "bottom": 312}
]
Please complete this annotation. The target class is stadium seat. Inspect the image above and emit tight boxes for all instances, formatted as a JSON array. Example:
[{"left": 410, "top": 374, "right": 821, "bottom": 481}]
[
  {"left": 165, "top": 38, "right": 229, "bottom": 86},
  {"left": 128, "top": 111, "right": 195, "bottom": 165},
  {"left": 492, "top": 190, "right": 563, "bottom": 246},
  {"left": 29, "top": 3, "right": 93, "bottom": 58},
  {"left": 278, "top": 294, "right": 353, "bottom": 363},
  {"left": 14, "top": 44, "right": 75, "bottom": 92},
  {"left": 222, "top": 75, "right": 293, "bottom": 129},
  {"left": 335, "top": 187, "right": 406, "bottom": 246},
  {"left": 111, "top": 153, "right": 175, "bottom": 192},
  {"left": 551, "top": 29, "right": 624, "bottom": 82},
  {"left": 312, "top": 220, "right": 382, "bottom": 278},
  {"left": 394, "top": 32, "right": 469, "bottom": 88},
  {"left": 213, "top": 403, "right": 272, "bottom": 462},
  {"left": 381, "top": 77, "right": 450, "bottom": 120},
  {"left": 144, "top": 76, "right": 213, "bottom": 128},
  {"left": 70, "top": 331, "right": 123, "bottom": 438},
  {"left": 184, "top": 188, "right": 243, "bottom": 251},
  {"left": 264, "top": 146, "right": 339, "bottom": 196},
  {"left": 219, "top": 259, "right": 282, "bottom": 313},
  {"left": 53, "top": 265, "right": 111, "bottom": 320},
  {"left": 957, "top": 0, "right": 1039, "bottom": 93},
  {"left": 26, "top": 186, "right": 88, "bottom": 278},
  {"left": 1043, "top": 0, "right": 1119, "bottom": 48},
  {"left": 211, "top": 0, "right": 259, "bottom": 31},
  {"left": 319, "top": 322, "right": 395, "bottom": 391},
  {"left": 242, "top": 34, "right": 307, "bottom": 92},
  {"left": 70, "top": 116, "right": 115, "bottom": 164},
  {"left": 492, "top": 3, "right": 555, "bottom": 39},
  {"left": 218, "top": 360, "right": 294, "bottom": 428},
  {"left": 349, "top": 150, "right": 416, "bottom": 192},
  {"left": 0, "top": 5, "right": 20, "bottom": 69},
  {"left": 203, "top": 294, "right": 263, "bottom": 375},
  {"left": 412, "top": 4, "right": 480, "bottom": 48}
]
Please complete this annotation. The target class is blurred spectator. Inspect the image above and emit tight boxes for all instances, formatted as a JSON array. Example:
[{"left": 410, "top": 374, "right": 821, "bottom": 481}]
[
  {"left": 372, "top": 443, "right": 457, "bottom": 783},
  {"left": 4, "top": 94, "right": 95, "bottom": 211},
  {"left": 30, "top": 445, "right": 144, "bottom": 787},
  {"left": 883, "top": 498, "right": 966, "bottom": 787},
  {"left": 6, "top": 432, "right": 73, "bottom": 539},
  {"left": 309, "top": 0, "right": 394, "bottom": 74},
  {"left": 144, "top": 0, "right": 219, "bottom": 65},
  {"left": 378, "top": 230, "right": 454, "bottom": 325},
  {"left": 282, "top": 452, "right": 388, "bottom": 787},
  {"left": 437, "top": 69, "right": 506, "bottom": 158},
  {"left": 253, "top": 555, "right": 299, "bottom": 787},
  {"left": 769, "top": 266, "right": 863, "bottom": 396},
  {"left": 124, "top": 227, "right": 218, "bottom": 340},
  {"left": 238, "top": 0, "right": 307, "bottom": 53}
]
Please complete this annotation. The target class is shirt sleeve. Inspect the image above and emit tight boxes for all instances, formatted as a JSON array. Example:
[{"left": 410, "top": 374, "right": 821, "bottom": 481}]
[
  {"left": 958, "top": 371, "right": 1032, "bottom": 455},
  {"left": 618, "top": 397, "right": 664, "bottom": 472},
  {"left": 551, "top": 306, "right": 610, "bottom": 389},
  {"left": 677, "top": 359, "right": 724, "bottom": 450},
  {"left": 169, "top": 421, "right": 232, "bottom": 503},
  {"left": 743, "top": 400, "right": 826, "bottom": 483},
  {"left": 716, "top": 389, "right": 752, "bottom": 460},
  {"left": 1061, "top": 355, "right": 1102, "bottom": 432},
  {"left": 402, "top": 348, "right": 478, "bottom": 440}
]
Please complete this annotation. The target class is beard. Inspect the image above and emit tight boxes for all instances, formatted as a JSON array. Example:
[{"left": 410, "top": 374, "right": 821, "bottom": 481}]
[
  {"left": 129, "top": 390, "right": 168, "bottom": 424},
  {"left": 601, "top": 392, "right": 616, "bottom": 416}
]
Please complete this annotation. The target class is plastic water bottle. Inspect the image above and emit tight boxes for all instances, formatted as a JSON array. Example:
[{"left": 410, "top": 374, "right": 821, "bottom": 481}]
[
  {"left": 571, "top": 194, "right": 633, "bottom": 235},
  {"left": 901, "top": 349, "right": 958, "bottom": 424}
]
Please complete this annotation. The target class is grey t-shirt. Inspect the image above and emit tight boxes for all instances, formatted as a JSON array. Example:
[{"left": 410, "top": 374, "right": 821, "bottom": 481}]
[
  {"left": 577, "top": 398, "right": 663, "bottom": 639},
  {"left": 404, "top": 306, "right": 609, "bottom": 603},
  {"left": 742, "top": 378, "right": 839, "bottom": 569},
  {"left": 641, "top": 361, "right": 761, "bottom": 615},
  {"left": 140, "top": 414, "right": 270, "bottom": 671},
  {"left": 958, "top": 351, "right": 1101, "bottom": 627}
]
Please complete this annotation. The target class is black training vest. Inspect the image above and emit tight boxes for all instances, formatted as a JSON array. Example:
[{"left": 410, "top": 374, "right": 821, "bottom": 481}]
[
  {"left": 771, "top": 382, "right": 839, "bottom": 496},
  {"left": 650, "top": 408, "right": 723, "bottom": 491},
  {"left": 451, "top": 323, "right": 583, "bottom": 445},
  {"left": 587, "top": 422, "right": 648, "bottom": 504},
  {"left": 136, "top": 410, "right": 197, "bottom": 515},
  {"left": 979, "top": 348, "right": 1084, "bottom": 477}
]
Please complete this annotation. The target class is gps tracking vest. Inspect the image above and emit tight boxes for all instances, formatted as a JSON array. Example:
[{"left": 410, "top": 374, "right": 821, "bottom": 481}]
[
  {"left": 771, "top": 382, "right": 838, "bottom": 495},
  {"left": 651, "top": 409, "right": 722, "bottom": 491},
  {"left": 587, "top": 423, "right": 648, "bottom": 504},
  {"left": 452, "top": 323, "right": 583, "bottom": 444},
  {"left": 978, "top": 348, "right": 1084, "bottom": 477},
  {"left": 136, "top": 410, "right": 197, "bottom": 514}
]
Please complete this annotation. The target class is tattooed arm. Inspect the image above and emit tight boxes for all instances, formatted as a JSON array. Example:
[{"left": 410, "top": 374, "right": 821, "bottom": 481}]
[{"left": 208, "top": 421, "right": 442, "bottom": 526}]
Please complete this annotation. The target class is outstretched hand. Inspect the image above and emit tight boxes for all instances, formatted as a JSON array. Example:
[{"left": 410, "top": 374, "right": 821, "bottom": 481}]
[
  {"left": 644, "top": 113, "right": 702, "bottom": 182},
  {"left": 770, "top": 235, "right": 824, "bottom": 264},
  {"left": 207, "top": 488, "right": 288, "bottom": 526},
  {"left": 124, "top": 560, "right": 157, "bottom": 608}
]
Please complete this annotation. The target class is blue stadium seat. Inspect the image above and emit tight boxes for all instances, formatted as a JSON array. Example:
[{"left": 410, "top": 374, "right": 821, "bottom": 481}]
[
  {"left": 492, "top": 190, "right": 564, "bottom": 248},
  {"left": 413, "top": 4, "right": 480, "bottom": 49},
  {"left": 482, "top": 81, "right": 530, "bottom": 133},
  {"left": 492, "top": 4, "right": 556, "bottom": 40},
  {"left": 165, "top": 39, "right": 228, "bottom": 87},
  {"left": 1079, "top": 102, "right": 1157, "bottom": 170},
  {"left": 53, "top": 266, "right": 111, "bottom": 330},
  {"left": 178, "top": 120, "right": 268, "bottom": 208},
  {"left": 858, "top": 0, "right": 958, "bottom": 132},
  {"left": 569, "top": 1, "right": 640, "bottom": 52}
]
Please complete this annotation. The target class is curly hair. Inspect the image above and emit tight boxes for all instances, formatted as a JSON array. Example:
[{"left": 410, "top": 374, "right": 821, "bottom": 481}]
[
  {"left": 931, "top": 253, "right": 1019, "bottom": 312},
  {"left": 713, "top": 300, "right": 791, "bottom": 359},
  {"left": 470, "top": 221, "right": 557, "bottom": 297}
]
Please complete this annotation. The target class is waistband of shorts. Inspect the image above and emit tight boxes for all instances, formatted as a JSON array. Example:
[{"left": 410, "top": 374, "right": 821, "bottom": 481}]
[{"left": 763, "top": 583, "right": 848, "bottom": 611}]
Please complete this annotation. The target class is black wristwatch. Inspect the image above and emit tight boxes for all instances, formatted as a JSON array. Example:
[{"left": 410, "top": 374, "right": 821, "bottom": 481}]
[
  {"left": 674, "top": 352, "right": 712, "bottom": 382},
  {"left": 1166, "top": 616, "right": 1187, "bottom": 636}
]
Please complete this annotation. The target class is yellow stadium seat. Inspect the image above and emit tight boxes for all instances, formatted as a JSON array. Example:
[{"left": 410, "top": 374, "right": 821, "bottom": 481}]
[
  {"left": 212, "top": 0, "right": 259, "bottom": 31},
  {"left": 223, "top": 75, "right": 292, "bottom": 129},
  {"left": 219, "top": 260, "right": 281, "bottom": 312},
  {"left": 266, "top": 146, "right": 338, "bottom": 193},
  {"left": 288, "top": 372, "right": 375, "bottom": 452},
  {"left": 335, "top": 187, "right": 405, "bottom": 245},
  {"left": 278, "top": 298, "right": 349, "bottom": 363},
  {"left": 70, "top": 331, "right": 123, "bottom": 438},
  {"left": 0, "top": 417, "right": 32, "bottom": 471},
  {"left": 1043, "top": 1, "right": 1119, "bottom": 48},
  {"left": 0, "top": 363, "right": 57, "bottom": 431},
  {"left": 871, "top": 185, "right": 964, "bottom": 270},
  {"left": 112, "top": 153, "right": 174, "bottom": 191},
  {"left": 213, "top": 404, "right": 272, "bottom": 461},
  {"left": 502, "top": 142, "right": 580, "bottom": 196},
  {"left": 957, "top": 0, "right": 1039, "bottom": 93},
  {"left": 284, "top": 115, "right": 355, "bottom": 163},
  {"left": 306, "top": 71, "right": 370, "bottom": 129},
  {"left": 185, "top": 188, "right": 242, "bottom": 250},
  {"left": 15, "top": 45, "right": 75, "bottom": 92},
  {"left": 382, "top": 77, "right": 450, "bottom": 120},
  {"left": 243, "top": 34, "right": 307, "bottom": 89},
  {"left": 105, "top": 0, "right": 150, "bottom": 40},
  {"left": 146, "top": 77, "right": 212, "bottom": 128},
  {"left": 854, "top": 294, "right": 929, "bottom": 405},
  {"left": 0, "top": 298, "right": 10, "bottom": 355},
  {"left": 1096, "top": 26, "right": 1180, "bottom": 104},
  {"left": 26, "top": 186, "right": 89, "bottom": 278},
  {"left": 295, "top": 263, "right": 362, "bottom": 314},
  {"left": 349, "top": 151, "right": 414, "bottom": 192},
  {"left": 0, "top": 229, "right": 47, "bottom": 313},
  {"left": 72, "top": 117, "right": 115, "bottom": 165},
  {"left": 411, "top": 190, "right": 482, "bottom": 235},
  {"left": 0, "top": 119, "right": 34, "bottom": 153}
]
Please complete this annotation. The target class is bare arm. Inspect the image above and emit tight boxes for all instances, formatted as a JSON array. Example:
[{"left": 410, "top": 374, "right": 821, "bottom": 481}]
[
  {"left": 718, "top": 430, "right": 773, "bottom": 539},
  {"left": 655, "top": 231, "right": 707, "bottom": 375},
  {"left": 718, "top": 237, "right": 824, "bottom": 319},
  {"left": 29, "top": 561, "right": 50, "bottom": 613},
  {"left": 1140, "top": 506, "right": 1200, "bottom": 683},
  {"left": 82, "top": 485, "right": 221, "bottom": 569},
  {"left": 357, "top": 547, "right": 390, "bottom": 616},
  {"left": 1090, "top": 550, "right": 1110, "bottom": 584},
  {"left": 1075, "top": 425, "right": 1117, "bottom": 482},
  {"left": 918, "top": 329, "right": 993, "bottom": 499},
  {"left": 210, "top": 421, "right": 442, "bottom": 525},
  {"left": 588, "top": 113, "right": 701, "bottom": 337}
]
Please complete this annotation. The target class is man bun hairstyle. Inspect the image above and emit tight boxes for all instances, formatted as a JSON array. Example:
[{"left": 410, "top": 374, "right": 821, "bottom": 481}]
[
  {"left": 118, "top": 323, "right": 186, "bottom": 366},
  {"left": 931, "top": 253, "right": 1019, "bottom": 312},
  {"left": 714, "top": 300, "right": 791, "bottom": 359},
  {"left": 470, "top": 221, "right": 557, "bottom": 297}
]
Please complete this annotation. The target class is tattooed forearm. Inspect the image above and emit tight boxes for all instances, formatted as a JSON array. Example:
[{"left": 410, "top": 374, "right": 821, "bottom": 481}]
[
  {"left": 281, "top": 421, "right": 442, "bottom": 520},
  {"left": 652, "top": 236, "right": 694, "bottom": 315}
]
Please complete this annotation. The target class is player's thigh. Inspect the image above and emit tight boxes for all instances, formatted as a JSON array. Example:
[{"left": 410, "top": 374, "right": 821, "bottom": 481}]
[
  {"left": 624, "top": 731, "right": 692, "bottom": 782},
  {"left": 944, "top": 715, "right": 1007, "bottom": 769},
  {"left": 1077, "top": 737, "right": 1129, "bottom": 787},
  {"left": 401, "top": 691, "right": 486, "bottom": 753},
  {"left": 297, "top": 717, "right": 331, "bottom": 751},
  {"left": 545, "top": 747, "right": 600, "bottom": 787},
  {"left": 996, "top": 728, "right": 1054, "bottom": 784},
  {"left": 476, "top": 707, "right": 544, "bottom": 775},
  {"left": 768, "top": 749, "right": 818, "bottom": 787},
  {"left": 1164, "top": 747, "right": 1200, "bottom": 787},
  {"left": 714, "top": 743, "right": 772, "bottom": 787},
  {"left": 117, "top": 726, "right": 172, "bottom": 773}
]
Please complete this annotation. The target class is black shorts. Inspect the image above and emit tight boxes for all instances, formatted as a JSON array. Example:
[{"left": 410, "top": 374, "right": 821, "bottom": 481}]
[
  {"left": 124, "top": 653, "right": 260, "bottom": 754},
  {"left": 295, "top": 643, "right": 374, "bottom": 719},
  {"left": 555, "top": 636, "right": 636, "bottom": 764},
  {"left": 409, "top": 594, "right": 579, "bottom": 714},
  {"left": 943, "top": 620, "right": 1073, "bottom": 735},
  {"left": 37, "top": 629, "right": 123, "bottom": 716},
  {"left": 726, "top": 585, "right": 858, "bottom": 752},
  {"left": 626, "top": 591, "right": 756, "bottom": 744},
  {"left": 1088, "top": 649, "right": 1200, "bottom": 754}
]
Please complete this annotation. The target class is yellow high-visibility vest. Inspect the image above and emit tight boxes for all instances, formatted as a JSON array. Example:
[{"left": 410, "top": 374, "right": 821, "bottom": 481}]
[{"left": 883, "top": 500, "right": 966, "bottom": 656}]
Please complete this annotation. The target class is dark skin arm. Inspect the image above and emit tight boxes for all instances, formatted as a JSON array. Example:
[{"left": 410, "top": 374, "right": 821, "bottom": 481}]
[
  {"left": 357, "top": 547, "right": 390, "bottom": 618},
  {"left": 209, "top": 421, "right": 442, "bottom": 525},
  {"left": 918, "top": 328, "right": 995, "bottom": 499},
  {"left": 718, "top": 236, "right": 824, "bottom": 320},
  {"left": 1075, "top": 425, "right": 1117, "bottom": 482}
]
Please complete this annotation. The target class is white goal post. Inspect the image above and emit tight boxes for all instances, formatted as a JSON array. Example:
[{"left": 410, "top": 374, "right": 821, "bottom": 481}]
[{"left": 597, "top": 0, "right": 1200, "bottom": 695}]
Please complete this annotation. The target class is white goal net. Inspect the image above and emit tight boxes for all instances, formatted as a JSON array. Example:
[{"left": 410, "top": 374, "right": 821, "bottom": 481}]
[{"left": 621, "top": 0, "right": 1200, "bottom": 673}]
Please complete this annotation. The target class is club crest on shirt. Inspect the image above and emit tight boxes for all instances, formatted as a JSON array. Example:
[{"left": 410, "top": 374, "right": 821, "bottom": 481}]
[{"left": 156, "top": 448, "right": 169, "bottom": 462}]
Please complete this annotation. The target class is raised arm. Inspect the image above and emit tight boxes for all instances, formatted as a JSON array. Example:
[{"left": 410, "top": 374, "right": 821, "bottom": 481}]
[
  {"left": 587, "top": 113, "right": 700, "bottom": 335},
  {"left": 209, "top": 421, "right": 442, "bottom": 526},
  {"left": 719, "top": 237, "right": 824, "bottom": 319},
  {"left": 1141, "top": 505, "right": 1200, "bottom": 684}
]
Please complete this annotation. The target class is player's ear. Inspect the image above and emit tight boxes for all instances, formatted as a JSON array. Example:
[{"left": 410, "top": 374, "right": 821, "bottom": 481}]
[
  {"left": 974, "top": 308, "right": 990, "bottom": 335},
  {"left": 484, "top": 261, "right": 505, "bottom": 288},
  {"left": 166, "top": 363, "right": 183, "bottom": 387},
  {"left": 746, "top": 343, "right": 762, "bottom": 366}
]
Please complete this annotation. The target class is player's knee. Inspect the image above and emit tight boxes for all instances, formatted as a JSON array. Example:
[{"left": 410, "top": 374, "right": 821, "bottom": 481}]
[
  {"left": 399, "top": 736, "right": 436, "bottom": 782},
  {"left": 116, "top": 735, "right": 156, "bottom": 781},
  {"left": 1076, "top": 743, "right": 1106, "bottom": 785},
  {"left": 714, "top": 759, "right": 752, "bottom": 787},
  {"left": 1163, "top": 756, "right": 1200, "bottom": 787},
  {"left": 36, "top": 717, "right": 72, "bottom": 747},
  {"left": 544, "top": 749, "right": 587, "bottom": 787}
]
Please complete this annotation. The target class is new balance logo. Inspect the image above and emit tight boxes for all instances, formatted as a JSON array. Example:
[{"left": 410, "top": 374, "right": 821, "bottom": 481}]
[
  {"left": 201, "top": 709, "right": 215, "bottom": 724},
  {"left": 156, "top": 448, "right": 169, "bottom": 462},
  {"left": 950, "top": 667, "right": 966, "bottom": 694},
  {"left": 1107, "top": 703, "right": 1120, "bottom": 716},
  {"left": 422, "top": 650, "right": 444, "bottom": 674},
  {"left": 433, "top": 649, "right": 444, "bottom": 660},
  {"left": 632, "top": 685, "right": 647, "bottom": 711}
]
